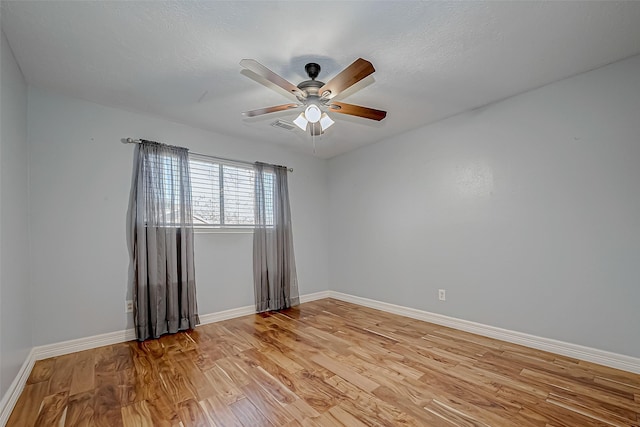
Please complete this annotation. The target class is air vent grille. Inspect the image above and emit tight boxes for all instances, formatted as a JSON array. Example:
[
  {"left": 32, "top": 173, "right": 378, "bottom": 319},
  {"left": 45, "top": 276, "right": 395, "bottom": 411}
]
[{"left": 271, "top": 120, "right": 296, "bottom": 131}]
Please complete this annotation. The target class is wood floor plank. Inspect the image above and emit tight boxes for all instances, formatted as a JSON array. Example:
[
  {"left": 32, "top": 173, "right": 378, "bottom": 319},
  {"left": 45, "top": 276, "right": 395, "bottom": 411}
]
[
  {"left": 175, "top": 356, "right": 216, "bottom": 401},
  {"left": 6, "top": 380, "right": 50, "bottom": 426},
  {"left": 325, "top": 405, "right": 370, "bottom": 427},
  {"left": 49, "top": 353, "right": 78, "bottom": 394},
  {"left": 327, "top": 375, "right": 425, "bottom": 426},
  {"left": 34, "top": 391, "right": 68, "bottom": 427},
  {"left": 578, "top": 360, "right": 640, "bottom": 388},
  {"left": 27, "top": 358, "right": 56, "bottom": 385},
  {"left": 158, "top": 358, "right": 197, "bottom": 405},
  {"left": 199, "top": 394, "right": 243, "bottom": 427},
  {"left": 94, "top": 345, "right": 117, "bottom": 373},
  {"left": 121, "top": 342, "right": 148, "bottom": 360},
  {"left": 130, "top": 344, "right": 163, "bottom": 385},
  {"left": 520, "top": 367, "right": 638, "bottom": 409},
  {"left": 92, "top": 411, "right": 124, "bottom": 427},
  {"left": 546, "top": 392, "right": 636, "bottom": 427},
  {"left": 64, "top": 391, "right": 94, "bottom": 427},
  {"left": 228, "top": 397, "right": 273, "bottom": 426},
  {"left": 176, "top": 398, "right": 213, "bottom": 427},
  {"left": 93, "top": 384, "right": 126, "bottom": 427},
  {"left": 241, "top": 381, "right": 296, "bottom": 426},
  {"left": 309, "top": 353, "right": 379, "bottom": 393},
  {"left": 69, "top": 350, "right": 95, "bottom": 396},
  {"left": 146, "top": 393, "right": 182, "bottom": 426},
  {"left": 214, "top": 357, "right": 252, "bottom": 387},
  {"left": 261, "top": 347, "right": 305, "bottom": 373},
  {"left": 282, "top": 397, "right": 321, "bottom": 423},
  {"left": 423, "top": 398, "right": 490, "bottom": 427},
  {"left": 121, "top": 400, "right": 156, "bottom": 427},
  {"left": 203, "top": 364, "right": 245, "bottom": 405},
  {"left": 288, "top": 369, "right": 343, "bottom": 413},
  {"left": 246, "top": 364, "right": 299, "bottom": 404},
  {"left": 7, "top": 298, "right": 640, "bottom": 427}
]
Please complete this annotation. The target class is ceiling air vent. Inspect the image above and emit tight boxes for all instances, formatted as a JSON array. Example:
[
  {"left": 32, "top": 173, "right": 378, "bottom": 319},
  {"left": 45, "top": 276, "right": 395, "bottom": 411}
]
[{"left": 271, "top": 120, "right": 297, "bottom": 131}]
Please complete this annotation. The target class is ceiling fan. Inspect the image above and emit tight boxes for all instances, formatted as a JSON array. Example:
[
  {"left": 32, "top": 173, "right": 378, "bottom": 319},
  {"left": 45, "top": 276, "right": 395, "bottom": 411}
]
[{"left": 240, "top": 58, "right": 387, "bottom": 136}]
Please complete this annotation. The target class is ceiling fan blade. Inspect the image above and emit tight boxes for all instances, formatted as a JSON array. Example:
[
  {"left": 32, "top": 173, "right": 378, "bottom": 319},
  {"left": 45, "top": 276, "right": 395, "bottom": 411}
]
[
  {"left": 318, "top": 58, "right": 375, "bottom": 100},
  {"left": 328, "top": 102, "right": 387, "bottom": 121},
  {"left": 242, "top": 103, "right": 299, "bottom": 117},
  {"left": 240, "top": 59, "right": 304, "bottom": 98}
]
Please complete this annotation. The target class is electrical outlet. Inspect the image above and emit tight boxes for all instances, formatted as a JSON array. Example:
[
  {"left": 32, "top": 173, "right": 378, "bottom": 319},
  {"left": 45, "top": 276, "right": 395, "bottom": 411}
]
[
  {"left": 125, "top": 300, "right": 133, "bottom": 313},
  {"left": 438, "top": 289, "right": 446, "bottom": 301}
]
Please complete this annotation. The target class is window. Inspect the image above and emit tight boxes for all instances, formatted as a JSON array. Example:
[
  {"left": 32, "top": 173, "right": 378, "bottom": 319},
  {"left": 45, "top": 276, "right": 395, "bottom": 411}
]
[{"left": 189, "top": 154, "right": 274, "bottom": 228}]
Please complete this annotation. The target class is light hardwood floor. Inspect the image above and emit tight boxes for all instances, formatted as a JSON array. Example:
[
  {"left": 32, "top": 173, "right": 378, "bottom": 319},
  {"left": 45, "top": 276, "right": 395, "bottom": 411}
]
[{"left": 7, "top": 298, "right": 640, "bottom": 426}]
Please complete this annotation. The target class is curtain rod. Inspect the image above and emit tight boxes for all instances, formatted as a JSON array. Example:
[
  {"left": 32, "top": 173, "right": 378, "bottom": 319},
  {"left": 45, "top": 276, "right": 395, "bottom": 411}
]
[{"left": 123, "top": 138, "right": 293, "bottom": 172}]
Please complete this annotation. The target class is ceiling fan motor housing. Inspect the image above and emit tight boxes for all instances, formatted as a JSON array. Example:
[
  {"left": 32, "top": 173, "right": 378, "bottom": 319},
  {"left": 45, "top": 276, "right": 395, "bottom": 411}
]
[
  {"left": 305, "top": 63, "right": 321, "bottom": 80},
  {"left": 296, "top": 63, "right": 326, "bottom": 100},
  {"left": 297, "top": 81, "right": 324, "bottom": 100}
]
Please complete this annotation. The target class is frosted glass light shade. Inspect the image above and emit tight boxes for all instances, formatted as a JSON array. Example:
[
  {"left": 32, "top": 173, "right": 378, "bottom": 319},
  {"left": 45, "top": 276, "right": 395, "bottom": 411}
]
[
  {"left": 293, "top": 113, "right": 308, "bottom": 131},
  {"left": 304, "top": 104, "right": 321, "bottom": 123},
  {"left": 319, "top": 113, "right": 334, "bottom": 131}
]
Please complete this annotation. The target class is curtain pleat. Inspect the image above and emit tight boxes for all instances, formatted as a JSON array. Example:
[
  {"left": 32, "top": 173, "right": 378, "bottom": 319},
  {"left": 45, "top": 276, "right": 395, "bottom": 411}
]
[
  {"left": 253, "top": 163, "right": 299, "bottom": 313},
  {"left": 127, "top": 141, "right": 199, "bottom": 341}
]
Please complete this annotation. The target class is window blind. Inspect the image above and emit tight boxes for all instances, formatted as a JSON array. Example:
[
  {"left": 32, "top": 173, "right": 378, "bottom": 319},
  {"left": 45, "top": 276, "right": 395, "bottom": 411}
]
[{"left": 189, "top": 154, "right": 273, "bottom": 228}]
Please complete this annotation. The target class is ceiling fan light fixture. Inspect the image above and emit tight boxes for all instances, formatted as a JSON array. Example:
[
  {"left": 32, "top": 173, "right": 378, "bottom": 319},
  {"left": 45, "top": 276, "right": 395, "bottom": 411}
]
[
  {"left": 240, "top": 58, "right": 387, "bottom": 139},
  {"left": 293, "top": 113, "right": 308, "bottom": 131},
  {"left": 304, "top": 104, "right": 321, "bottom": 123},
  {"left": 320, "top": 113, "right": 334, "bottom": 131}
]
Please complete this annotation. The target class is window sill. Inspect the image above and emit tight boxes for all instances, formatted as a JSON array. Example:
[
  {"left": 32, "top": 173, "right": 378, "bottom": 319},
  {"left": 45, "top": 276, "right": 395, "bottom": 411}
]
[{"left": 194, "top": 227, "right": 254, "bottom": 234}]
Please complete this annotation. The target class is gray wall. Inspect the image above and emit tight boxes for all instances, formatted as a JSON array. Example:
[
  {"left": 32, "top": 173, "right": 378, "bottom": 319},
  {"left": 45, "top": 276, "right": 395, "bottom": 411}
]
[
  {"left": 328, "top": 54, "right": 640, "bottom": 358},
  {"left": 27, "top": 88, "right": 329, "bottom": 346},
  {"left": 0, "top": 30, "right": 32, "bottom": 396}
]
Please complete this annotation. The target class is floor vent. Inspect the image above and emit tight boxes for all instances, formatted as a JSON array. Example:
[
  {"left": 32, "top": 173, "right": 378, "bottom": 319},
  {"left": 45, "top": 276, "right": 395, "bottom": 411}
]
[{"left": 271, "top": 120, "right": 296, "bottom": 131}]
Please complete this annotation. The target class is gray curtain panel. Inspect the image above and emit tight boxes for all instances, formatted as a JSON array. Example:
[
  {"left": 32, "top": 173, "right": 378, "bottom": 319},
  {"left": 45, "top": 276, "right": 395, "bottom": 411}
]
[
  {"left": 253, "top": 162, "right": 300, "bottom": 312},
  {"left": 127, "top": 140, "right": 199, "bottom": 341}
]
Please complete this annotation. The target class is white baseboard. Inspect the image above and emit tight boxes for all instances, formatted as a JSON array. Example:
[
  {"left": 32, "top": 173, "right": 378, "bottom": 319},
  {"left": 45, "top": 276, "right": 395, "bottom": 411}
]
[
  {"left": 327, "top": 291, "right": 640, "bottom": 375},
  {"left": 35, "top": 329, "right": 136, "bottom": 361},
  {"left": 300, "top": 290, "right": 331, "bottom": 303},
  {"left": 0, "top": 348, "right": 35, "bottom": 426},
  {"left": 199, "top": 304, "right": 255, "bottom": 325},
  {"left": 198, "top": 290, "right": 330, "bottom": 325}
]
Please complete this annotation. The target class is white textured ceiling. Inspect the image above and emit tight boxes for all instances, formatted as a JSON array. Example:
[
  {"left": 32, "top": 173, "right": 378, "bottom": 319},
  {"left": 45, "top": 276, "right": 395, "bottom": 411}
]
[{"left": 2, "top": 1, "right": 640, "bottom": 158}]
